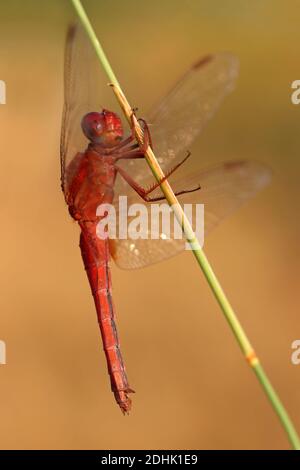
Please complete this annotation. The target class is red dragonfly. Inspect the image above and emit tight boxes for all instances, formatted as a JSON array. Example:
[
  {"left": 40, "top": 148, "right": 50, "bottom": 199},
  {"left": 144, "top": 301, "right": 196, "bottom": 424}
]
[{"left": 60, "top": 26, "right": 270, "bottom": 414}]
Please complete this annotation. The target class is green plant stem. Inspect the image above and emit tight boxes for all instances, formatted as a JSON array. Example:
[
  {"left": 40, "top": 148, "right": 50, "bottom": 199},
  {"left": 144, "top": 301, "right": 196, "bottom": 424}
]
[{"left": 70, "top": 0, "right": 300, "bottom": 450}]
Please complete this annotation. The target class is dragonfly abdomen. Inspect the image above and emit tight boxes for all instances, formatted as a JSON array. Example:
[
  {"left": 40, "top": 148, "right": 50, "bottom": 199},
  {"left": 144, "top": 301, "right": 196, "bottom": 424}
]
[{"left": 79, "top": 221, "right": 133, "bottom": 414}]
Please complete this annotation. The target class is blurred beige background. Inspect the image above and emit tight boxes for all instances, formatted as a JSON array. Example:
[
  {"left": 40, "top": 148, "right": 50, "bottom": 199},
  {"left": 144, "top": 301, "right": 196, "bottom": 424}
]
[{"left": 0, "top": 0, "right": 300, "bottom": 450}]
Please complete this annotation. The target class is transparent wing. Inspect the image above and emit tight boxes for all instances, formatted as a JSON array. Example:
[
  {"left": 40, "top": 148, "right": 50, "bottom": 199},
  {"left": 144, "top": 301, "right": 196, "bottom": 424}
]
[
  {"left": 60, "top": 24, "right": 118, "bottom": 195},
  {"left": 111, "top": 160, "right": 271, "bottom": 269},
  {"left": 116, "top": 53, "right": 239, "bottom": 191},
  {"left": 60, "top": 24, "right": 152, "bottom": 198},
  {"left": 60, "top": 26, "right": 239, "bottom": 199}
]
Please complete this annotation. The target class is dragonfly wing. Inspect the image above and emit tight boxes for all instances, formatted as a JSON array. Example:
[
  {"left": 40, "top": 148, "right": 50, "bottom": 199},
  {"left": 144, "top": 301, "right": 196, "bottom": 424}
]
[
  {"left": 113, "top": 53, "right": 239, "bottom": 196},
  {"left": 114, "top": 52, "right": 239, "bottom": 192},
  {"left": 111, "top": 160, "right": 271, "bottom": 269},
  {"left": 60, "top": 25, "right": 120, "bottom": 195},
  {"left": 61, "top": 28, "right": 239, "bottom": 199},
  {"left": 148, "top": 53, "right": 239, "bottom": 166}
]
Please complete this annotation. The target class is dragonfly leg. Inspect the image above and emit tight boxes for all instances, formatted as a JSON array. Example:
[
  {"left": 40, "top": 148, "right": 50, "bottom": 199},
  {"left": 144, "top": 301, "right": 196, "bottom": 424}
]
[
  {"left": 136, "top": 118, "right": 153, "bottom": 152},
  {"left": 115, "top": 143, "right": 139, "bottom": 154},
  {"left": 104, "top": 134, "right": 135, "bottom": 155},
  {"left": 161, "top": 150, "right": 192, "bottom": 177},
  {"left": 110, "top": 109, "right": 142, "bottom": 153},
  {"left": 114, "top": 118, "right": 156, "bottom": 161},
  {"left": 114, "top": 148, "right": 145, "bottom": 161},
  {"left": 127, "top": 110, "right": 153, "bottom": 153},
  {"left": 107, "top": 114, "right": 152, "bottom": 158},
  {"left": 115, "top": 151, "right": 200, "bottom": 202},
  {"left": 127, "top": 184, "right": 201, "bottom": 202}
]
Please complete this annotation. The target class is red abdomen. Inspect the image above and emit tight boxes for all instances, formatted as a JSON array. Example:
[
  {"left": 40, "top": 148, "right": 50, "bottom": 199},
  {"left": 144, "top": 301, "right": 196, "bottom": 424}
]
[{"left": 80, "top": 222, "right": 133, "bottom": 413}]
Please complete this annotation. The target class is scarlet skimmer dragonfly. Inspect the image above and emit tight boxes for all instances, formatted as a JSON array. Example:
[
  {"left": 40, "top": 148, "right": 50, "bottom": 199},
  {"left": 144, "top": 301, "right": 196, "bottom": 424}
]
[{"left": 60, "top": 25, "right": 270, "bottom": 414}]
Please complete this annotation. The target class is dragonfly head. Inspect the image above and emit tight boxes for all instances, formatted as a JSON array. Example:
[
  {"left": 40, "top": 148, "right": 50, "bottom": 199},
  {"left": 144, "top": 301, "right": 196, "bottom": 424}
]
[{"left": 81, "top": 109, "right": 123, "bottom": 147}]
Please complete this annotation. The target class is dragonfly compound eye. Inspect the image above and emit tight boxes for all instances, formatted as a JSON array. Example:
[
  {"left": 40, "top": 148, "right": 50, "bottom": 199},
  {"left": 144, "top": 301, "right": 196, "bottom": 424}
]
[{"left": 81, "top": 112, "right": 104, "bottom": 143}]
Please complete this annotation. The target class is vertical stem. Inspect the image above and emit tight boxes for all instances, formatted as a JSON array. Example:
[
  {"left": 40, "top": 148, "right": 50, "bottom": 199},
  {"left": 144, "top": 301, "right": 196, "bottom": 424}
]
[
  {"left": 70, "top": 0, "right": 120, "bottom": 87},
  {"left": 70, "top": 0, "right": 300, "bottom": 449}
]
